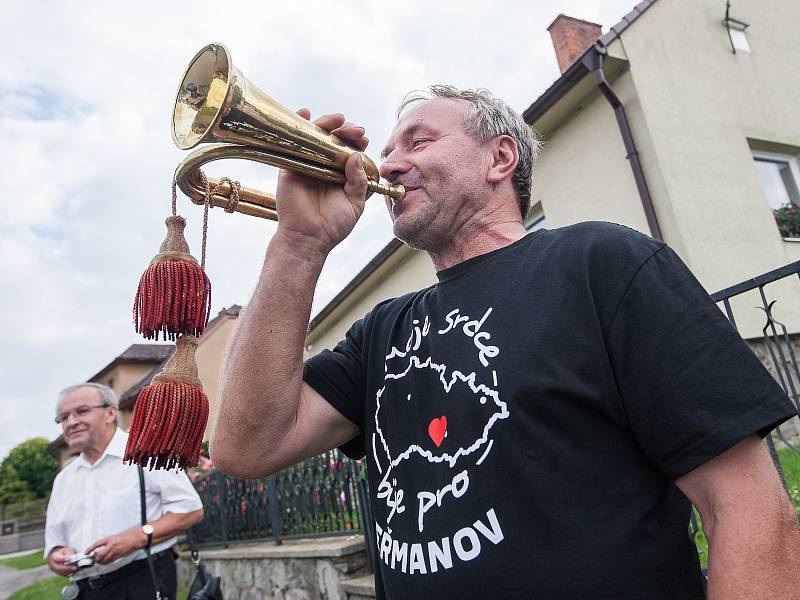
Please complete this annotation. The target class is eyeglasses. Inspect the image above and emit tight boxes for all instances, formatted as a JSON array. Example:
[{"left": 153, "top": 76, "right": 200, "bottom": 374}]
[{"left": 55, "top": 404, "right": 108, "bottom": 425}]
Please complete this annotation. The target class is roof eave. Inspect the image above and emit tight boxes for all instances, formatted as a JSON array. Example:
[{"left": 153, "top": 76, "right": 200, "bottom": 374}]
[
  {"left": 523, "top": 0, "right": 659, "bottom": 125},
  {"left": 308, "top": 238, "right": 404, "bottom": 334},
  {"left": 522, "top": 52, "right": 592, "bottom": 125},
  {"left": 302, "top": 1, "right": 663, "bottom": 337},
  {"left": 47, "top": 435, "right": 66, "bottom": 456}
]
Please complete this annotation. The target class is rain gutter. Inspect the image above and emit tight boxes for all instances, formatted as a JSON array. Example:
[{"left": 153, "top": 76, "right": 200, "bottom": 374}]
[
  {"left": 581, "top": 43, "right": 662, "bottom": 240},
  {"left": 523, "top": 41, "right": 663, "bottom": 241}
]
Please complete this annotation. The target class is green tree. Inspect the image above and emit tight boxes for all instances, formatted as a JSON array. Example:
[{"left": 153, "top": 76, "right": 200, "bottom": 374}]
[
  {"left": 0, "top": 465, "right": 34, "bottom": 506},
  {"left": 0, "top": 438, "right": 58, "bottom": 499}
]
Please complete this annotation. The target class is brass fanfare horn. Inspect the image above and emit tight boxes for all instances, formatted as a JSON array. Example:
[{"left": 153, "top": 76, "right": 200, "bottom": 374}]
[{"left": 172, "top": 43, "right": 404, "bottom": 220}]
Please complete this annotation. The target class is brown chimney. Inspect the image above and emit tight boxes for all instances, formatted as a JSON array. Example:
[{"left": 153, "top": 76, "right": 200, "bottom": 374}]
[{"left": 547, "top": 14, "right": 602, "bottom": 73}]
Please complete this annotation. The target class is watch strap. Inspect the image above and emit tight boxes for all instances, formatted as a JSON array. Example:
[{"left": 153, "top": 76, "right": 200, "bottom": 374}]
[{"left": 142, "top": 524, "right": 154, "bottom": 546}]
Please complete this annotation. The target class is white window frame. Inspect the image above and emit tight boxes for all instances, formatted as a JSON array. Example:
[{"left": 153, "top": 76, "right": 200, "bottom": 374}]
[
  {"left": 753, "top": 150, "right": 800, "bottom": 241},
  {"left": 525, "top": 205, "right": 547, "bottom": 232},
  {"left": 752, "top": 150, "right": 800, "bottom": 209}
]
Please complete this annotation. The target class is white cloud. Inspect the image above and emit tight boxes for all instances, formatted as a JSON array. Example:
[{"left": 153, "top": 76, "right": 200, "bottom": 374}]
[{"left": 0, "top": 0, "right": 639, "bottom": 457}]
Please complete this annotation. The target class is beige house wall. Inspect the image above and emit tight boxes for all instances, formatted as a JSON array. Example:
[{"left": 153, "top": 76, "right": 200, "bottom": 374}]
[
  {"left": 196, "top": 316, "right": 240, "bottom": 442},
  {"left": 530, "top": 0, "right": 800, "bottom": 339},
  {"left": 302, "top": 0, "right": 800, "bottom": 349},
  {"left": 613, "top": 0, "right": 800, "bottom": 338},
  {"left": 92, "top": 363, "right": 154, "bottom": 401},
  {"left": 306, "top": 247, "right": 437, "bottom": 353},
  {"left": 50, "top": 361, "right": 167, "bottom": 462},
  {"left": 531, "top": 69, "right": 653, "bottom": 239},
  {"left": 93, "top": 363, "right": 155, "bottom": 431},
  {"left": 118, "top": 410, "right": 133, "bottom": 432}
]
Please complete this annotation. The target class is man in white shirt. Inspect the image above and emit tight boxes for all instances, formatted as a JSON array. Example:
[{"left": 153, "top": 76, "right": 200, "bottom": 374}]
[{"left": 45, "top": 383, "right": 204, "bottom": 599}]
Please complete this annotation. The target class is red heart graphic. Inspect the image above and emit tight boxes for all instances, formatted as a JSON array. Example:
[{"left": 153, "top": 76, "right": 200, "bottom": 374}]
[{"left": 428, "top": 416, "right": 447, "bottom": 448}]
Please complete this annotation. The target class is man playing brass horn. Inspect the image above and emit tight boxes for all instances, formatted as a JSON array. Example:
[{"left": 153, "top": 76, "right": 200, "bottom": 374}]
[{"left": 211, "top": 86, "right": 799, "bottom": 599}]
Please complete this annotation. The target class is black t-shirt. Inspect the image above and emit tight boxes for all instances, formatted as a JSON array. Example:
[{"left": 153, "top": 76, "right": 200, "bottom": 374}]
[{"left": 304, "top": 222, "right": 794, "bottom": 599}]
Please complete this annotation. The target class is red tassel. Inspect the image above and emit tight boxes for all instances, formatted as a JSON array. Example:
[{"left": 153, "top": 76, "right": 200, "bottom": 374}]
[
  {"left": 133, "top": 216, "right": 211, "bottom": 341},
  {"left": 125, "top": 335, "right": 209, "bottom": 470}
]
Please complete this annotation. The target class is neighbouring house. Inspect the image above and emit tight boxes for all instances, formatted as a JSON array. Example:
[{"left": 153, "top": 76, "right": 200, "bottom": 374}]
[
  {"left": 117, "top": 305, "right": 243, "bottom": 443},
  {"left": 48, "top": 343, "right": 173, "bottom": 468},
  {"left": 48, "top": 306, "right": 242, "bottom": 469},
  {"left": 307, "top": 0, "right": 800, "bottom": 352}
]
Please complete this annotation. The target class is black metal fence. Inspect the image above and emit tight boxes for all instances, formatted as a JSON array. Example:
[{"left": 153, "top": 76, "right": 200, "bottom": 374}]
[
  {"left": 710, "top": 259, "right": 800, "bottom": 470},
  {"left": 190, "top": 449, "right": 372, "bottom": 558},
  {"left": 0, "top": 499, "right": 48, "bottom": 522},
  {"left": 686, "top": 259, "right": 800, "bottom": 562}
]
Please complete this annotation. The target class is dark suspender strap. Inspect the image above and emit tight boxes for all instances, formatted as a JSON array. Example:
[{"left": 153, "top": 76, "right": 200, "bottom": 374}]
[
  {"left": 183, "top": 470, "right": 201, "bottom": 567},
  {"left": 138, "top": 466, "right": 163, "bottom": 600},
  {"left": 138, "top": 466, "right": 146, "bottom": 526},
  {"left": 185, "top": 523, "right": 199, "bottom": 561}
]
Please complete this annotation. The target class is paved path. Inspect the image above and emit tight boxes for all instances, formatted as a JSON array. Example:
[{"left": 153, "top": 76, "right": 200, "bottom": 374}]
[{"left": 0, "top": 563, "right": 56, "bottom": 600}]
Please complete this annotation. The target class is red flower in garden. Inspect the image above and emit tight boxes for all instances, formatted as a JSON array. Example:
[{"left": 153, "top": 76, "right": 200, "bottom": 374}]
[{"left": 774, "top": 205, "right": 800, "bottom": 238}]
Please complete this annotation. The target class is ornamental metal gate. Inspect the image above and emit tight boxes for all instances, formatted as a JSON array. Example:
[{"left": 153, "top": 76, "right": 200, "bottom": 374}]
[
  {"left": 189, "top": 449, "right": 373, "bottom": 570},
  {"left": 710, "top": 260, "right": 800, "bottom": 482},
  {"left": 689, "top": 259, "right": 800, "bottom": 563}
]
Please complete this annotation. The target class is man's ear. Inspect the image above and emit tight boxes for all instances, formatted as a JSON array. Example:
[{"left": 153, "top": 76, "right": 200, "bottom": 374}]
[
  {"left": 486, "top": 135, "right": 519, "bottom": 184},
  {"left": 106, "top": 406, "right": 118, "bottom": 424}
]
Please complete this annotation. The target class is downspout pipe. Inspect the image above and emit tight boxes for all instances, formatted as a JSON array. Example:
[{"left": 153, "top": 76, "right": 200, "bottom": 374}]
[{"left": 580, "top": 43, "right": 663, "bottom": 241}]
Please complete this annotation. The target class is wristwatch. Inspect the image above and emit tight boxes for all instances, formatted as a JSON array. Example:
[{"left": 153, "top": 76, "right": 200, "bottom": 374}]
[{"left": 141, "top": 523, "right": 154, "bottom": 546}]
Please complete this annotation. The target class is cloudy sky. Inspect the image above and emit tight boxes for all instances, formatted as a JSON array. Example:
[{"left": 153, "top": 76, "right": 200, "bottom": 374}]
[{"left": 1, "top": 0, "right": 638, "bottom": 458}]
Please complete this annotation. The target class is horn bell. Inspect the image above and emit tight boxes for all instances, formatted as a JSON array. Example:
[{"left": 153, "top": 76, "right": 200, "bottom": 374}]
[{"left": 172, "top": 43, "right": 403, "bottom": 220}]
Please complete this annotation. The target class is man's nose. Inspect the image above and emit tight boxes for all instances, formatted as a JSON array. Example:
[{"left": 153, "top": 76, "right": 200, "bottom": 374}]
[{"left": 379, "top": 151, "right": 411, "bottom": 182}]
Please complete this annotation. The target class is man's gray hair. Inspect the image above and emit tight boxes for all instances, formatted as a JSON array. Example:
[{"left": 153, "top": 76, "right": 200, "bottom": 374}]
[
  {"left": 397, "top": 85, "right": 543, "bottom": 219},
  {"left": 57, "top": 382, "right": 119, "bottom": 412}
]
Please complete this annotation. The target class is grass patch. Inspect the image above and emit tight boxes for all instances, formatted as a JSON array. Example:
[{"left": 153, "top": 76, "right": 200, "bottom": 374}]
[
  {"left": 691, "top": 445, "right": 800, "bottom": 568},
  {"left": 0, "top": 549, "right": 47, "bottom": 570},
  {"left": 7, "top": 576, "right": 68, "bottom": 600},
  {"left": 776, "top": 446, "right": 800, "bottom": 510},
  {"left": 691, "top": 511, "right": 708, "bottom": 567},
  {"left": 8, "top": 579, "right": 187, "bottom": 599},
  {"left": 5, "top": 570, "right": 188, "bottom": 599}
]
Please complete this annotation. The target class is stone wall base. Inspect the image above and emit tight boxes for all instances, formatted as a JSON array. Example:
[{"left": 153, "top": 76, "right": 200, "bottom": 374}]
[
  {"left": 177, "top": 535, "right": 375, "bottom": 600},
  {"left": 748, "top": 337, "right": 800, "bottom": 443}
]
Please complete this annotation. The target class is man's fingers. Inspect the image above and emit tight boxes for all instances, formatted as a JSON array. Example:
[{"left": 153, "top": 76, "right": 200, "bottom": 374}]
[
  {"left": 313, "top": 112, "right": 346, "bottom": 132},
  {"left": 334, "top": 122, "right": 365, "bottom": 138},
  {"left": 85, "top": 540, "right": 104, "bottom": 554},
  {"left": 331, "top": 122, "right": 369, "bottom": 151},
  {"left": 296, "top": 111, "right": 368, "bottom": 150},
  {"left": 348, "top": 136, "right": 369, "bottom": 151},
  {"left": 93, "top": 546, "right": 111, "bottom": 564},
  {"left": 56, "top": 564, "right": 77, "bottom": 576},
  {"left": 343, "top": 152, "right": 369, "bottom": 201}
]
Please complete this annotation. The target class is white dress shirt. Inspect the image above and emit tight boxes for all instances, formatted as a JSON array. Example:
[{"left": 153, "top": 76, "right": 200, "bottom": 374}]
[{"left": 44, "top": 428, "right": 203, "bottom": 580}]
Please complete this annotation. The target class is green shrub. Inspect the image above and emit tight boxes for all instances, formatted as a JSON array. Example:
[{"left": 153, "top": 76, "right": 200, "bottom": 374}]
[{"left": 0, "top": 438, "right": 58, "bottom": 506}]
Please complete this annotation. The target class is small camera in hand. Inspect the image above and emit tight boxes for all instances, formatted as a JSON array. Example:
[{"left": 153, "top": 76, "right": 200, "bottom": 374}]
[{"left": 66, "top": 552, "right": 95, "bottom": 569}]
